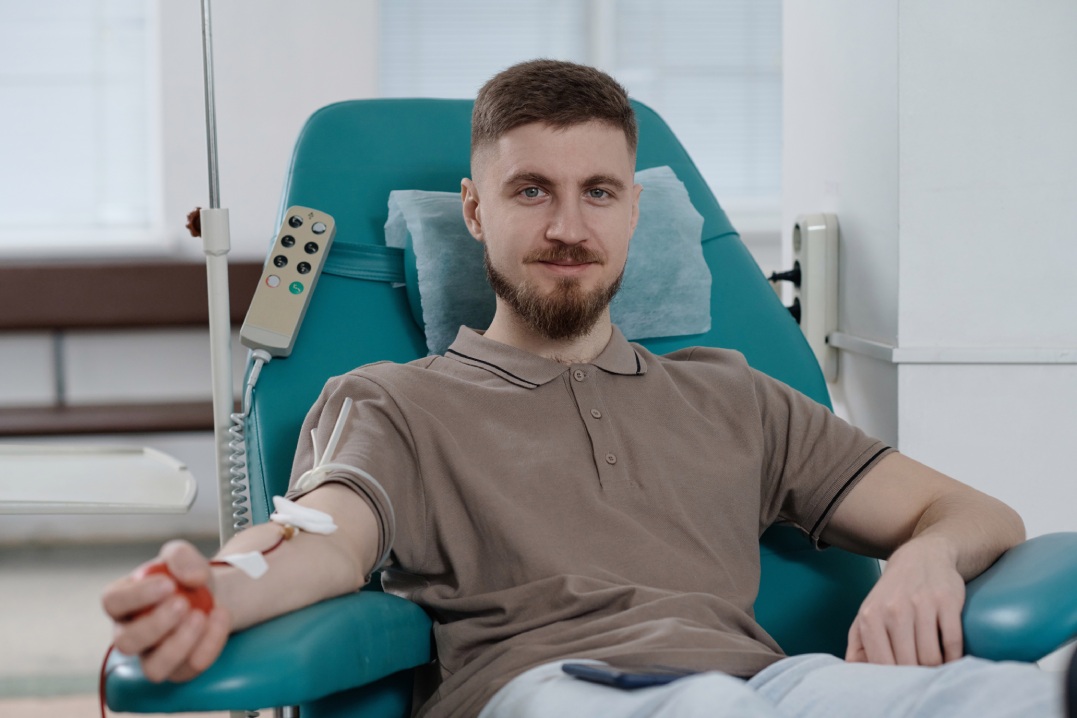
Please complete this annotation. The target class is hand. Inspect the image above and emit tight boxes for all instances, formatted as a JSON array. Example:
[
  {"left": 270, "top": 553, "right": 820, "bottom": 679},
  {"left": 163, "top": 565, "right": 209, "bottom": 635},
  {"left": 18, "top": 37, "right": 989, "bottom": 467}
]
[
  {"left": 845, "top": 536, "right": 966, "bottom": 666},
  {"left": 101, "top": 540, "right": 232, "bottom": 682}
]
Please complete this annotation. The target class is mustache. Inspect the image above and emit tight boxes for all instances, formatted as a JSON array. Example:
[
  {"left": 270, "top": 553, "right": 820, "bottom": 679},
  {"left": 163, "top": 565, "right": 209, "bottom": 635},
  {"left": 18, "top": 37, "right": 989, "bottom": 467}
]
[{"left": 523, "top": 244, "right": 604, "bottom": 265}]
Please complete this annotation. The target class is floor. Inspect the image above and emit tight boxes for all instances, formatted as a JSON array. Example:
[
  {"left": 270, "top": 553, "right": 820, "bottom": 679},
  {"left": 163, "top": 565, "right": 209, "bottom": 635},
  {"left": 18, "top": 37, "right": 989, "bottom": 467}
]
[{"left": 1, "top": 539, "right": 228, "bottom": 717}]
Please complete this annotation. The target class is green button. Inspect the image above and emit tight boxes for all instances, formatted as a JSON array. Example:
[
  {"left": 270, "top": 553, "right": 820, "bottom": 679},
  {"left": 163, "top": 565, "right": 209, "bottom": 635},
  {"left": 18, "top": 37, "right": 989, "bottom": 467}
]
[{"left": 289, "top": 281, "right": 304, "bottom": 295}]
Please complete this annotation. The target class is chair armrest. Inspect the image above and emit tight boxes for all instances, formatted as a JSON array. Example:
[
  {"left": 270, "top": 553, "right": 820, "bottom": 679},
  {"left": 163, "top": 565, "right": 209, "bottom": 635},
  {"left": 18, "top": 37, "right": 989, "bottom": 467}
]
[
  {"left": 106, "top": 590, "right": 433, "bottom": 713},
  {"left": 963, "top": 532, "right": 1077, "bottom": 662}
]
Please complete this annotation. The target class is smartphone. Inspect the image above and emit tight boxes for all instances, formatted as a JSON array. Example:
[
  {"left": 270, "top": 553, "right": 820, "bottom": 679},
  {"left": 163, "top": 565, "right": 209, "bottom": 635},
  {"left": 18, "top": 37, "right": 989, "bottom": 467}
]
[{"left": 561, "top": 662, "right": 698, "bottom": 689}]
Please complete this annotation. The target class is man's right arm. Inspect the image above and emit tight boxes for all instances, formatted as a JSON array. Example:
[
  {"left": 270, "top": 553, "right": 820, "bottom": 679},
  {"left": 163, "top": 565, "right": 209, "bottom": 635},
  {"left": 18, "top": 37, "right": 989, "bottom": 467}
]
[{"left": 101, "top": 483, "right": 380, "bottom": 683}]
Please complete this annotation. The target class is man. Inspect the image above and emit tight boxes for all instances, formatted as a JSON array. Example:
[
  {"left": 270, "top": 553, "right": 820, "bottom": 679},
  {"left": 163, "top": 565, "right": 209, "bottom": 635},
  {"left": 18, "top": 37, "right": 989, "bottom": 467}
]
[{"left": 103, "top": 60, "right": 1059, "bottom": 717}]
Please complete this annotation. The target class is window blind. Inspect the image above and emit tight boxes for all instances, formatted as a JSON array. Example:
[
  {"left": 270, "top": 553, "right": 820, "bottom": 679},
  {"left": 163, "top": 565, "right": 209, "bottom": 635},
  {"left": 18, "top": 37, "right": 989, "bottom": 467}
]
[
  {"left": 0, "top": 0, "right": 158, "bottom": 251},
  {"left": 379, "top": 0, "right": 781, "bottom": 213}
]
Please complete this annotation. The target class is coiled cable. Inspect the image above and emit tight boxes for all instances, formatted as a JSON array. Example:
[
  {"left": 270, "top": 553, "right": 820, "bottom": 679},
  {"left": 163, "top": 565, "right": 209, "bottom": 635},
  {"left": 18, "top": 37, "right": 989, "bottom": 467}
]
[{"left": 228, "top": 349, "right": 273, "bottom": 533}]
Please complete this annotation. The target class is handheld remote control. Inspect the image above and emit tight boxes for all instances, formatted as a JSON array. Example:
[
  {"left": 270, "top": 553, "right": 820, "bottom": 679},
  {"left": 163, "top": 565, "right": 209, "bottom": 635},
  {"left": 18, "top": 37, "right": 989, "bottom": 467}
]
[{"left": 241, "top": 206, "right": 336, "bottom": 357}]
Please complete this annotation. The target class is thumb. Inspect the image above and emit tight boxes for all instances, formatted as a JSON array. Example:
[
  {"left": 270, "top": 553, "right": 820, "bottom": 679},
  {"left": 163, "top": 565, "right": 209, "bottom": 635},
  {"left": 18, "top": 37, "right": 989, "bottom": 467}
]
[{"left": 160, "top": 540, "right": 211, "bottom": 588}]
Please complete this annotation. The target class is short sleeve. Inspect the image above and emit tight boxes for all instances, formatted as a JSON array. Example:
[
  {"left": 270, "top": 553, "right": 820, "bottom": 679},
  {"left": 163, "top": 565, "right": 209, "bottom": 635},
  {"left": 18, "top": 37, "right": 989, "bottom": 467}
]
[
  {"left": 285, "top": 369, "right": 426, "bottom": 576},
  {"left": 752, "top": 369, "right": 893, "bottom": 545}
]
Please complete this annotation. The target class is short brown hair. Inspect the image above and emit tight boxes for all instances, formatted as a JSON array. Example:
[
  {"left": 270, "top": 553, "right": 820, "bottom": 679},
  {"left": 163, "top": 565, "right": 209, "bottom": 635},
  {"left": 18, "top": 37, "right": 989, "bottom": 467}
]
[{"left": 471, "top": 59, "right": 638, "bottom": 158}]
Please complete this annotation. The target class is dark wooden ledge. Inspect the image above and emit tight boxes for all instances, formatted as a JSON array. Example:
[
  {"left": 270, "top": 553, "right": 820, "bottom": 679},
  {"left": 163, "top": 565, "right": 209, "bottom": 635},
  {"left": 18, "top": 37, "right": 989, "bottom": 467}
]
[
  {"left": 0, "top": 260, "right": 262, "bottom": 330},
  {"left": 0, "top": 402, "right": 217, "bottom": 437},
  {"left": 0, "top": 260, "right": 261, "bottom": 435}
]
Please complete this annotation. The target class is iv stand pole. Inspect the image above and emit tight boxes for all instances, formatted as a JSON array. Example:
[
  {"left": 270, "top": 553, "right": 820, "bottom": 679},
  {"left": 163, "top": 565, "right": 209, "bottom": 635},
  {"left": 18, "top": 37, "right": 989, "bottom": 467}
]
[
  {"left": 197, "top": 0, "right": 241, "bottom": 548},
  {"left": 198, "top": 5, "right": 277, "bottom": 716}
]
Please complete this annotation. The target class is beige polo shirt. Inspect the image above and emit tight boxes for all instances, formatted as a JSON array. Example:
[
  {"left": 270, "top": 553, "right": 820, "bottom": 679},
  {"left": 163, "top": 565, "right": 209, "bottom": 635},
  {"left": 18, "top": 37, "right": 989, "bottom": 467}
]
[{"left": 287, "top": 326, "right": 892, "bottom": 718}]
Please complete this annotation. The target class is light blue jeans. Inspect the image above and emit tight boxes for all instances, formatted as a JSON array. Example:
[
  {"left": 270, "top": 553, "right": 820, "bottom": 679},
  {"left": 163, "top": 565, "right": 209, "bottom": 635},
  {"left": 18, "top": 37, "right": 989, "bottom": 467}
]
[{"left": 478, "top": 654, "right": 1061, "bottom": 718}]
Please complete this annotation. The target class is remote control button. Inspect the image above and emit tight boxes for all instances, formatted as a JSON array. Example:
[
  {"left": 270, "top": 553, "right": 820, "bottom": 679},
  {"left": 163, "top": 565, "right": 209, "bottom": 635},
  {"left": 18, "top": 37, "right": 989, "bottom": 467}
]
[
  {"left": 297, "top": 262, "right": 312, "bottom": 274},
  {"left": 289, "top": 281, "right": 304, "bottom": 294},
  {"left": 281, "top": 235, "right": 295, "bottom": 248},
  {"left": 273, "top": 255, "right": 288, "bottom": 268},
  {"left": 312, "top": 222, "right": 327, "bottom": 235},
  {"left": 288, "top": 216, "right": 303, "bottom": 228},
  {"left": 304, "top": 242, "right": 319, "bottom": 254},
  {"left": 266, "top": 275, "right": 281, "bottom": 288}
]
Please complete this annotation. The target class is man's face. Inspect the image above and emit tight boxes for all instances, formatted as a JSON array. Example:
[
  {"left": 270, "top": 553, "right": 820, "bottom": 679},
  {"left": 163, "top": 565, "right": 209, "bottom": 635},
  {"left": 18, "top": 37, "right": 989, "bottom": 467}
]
[{"left": 462, "top": 121, "right": 642, "bottom": 340}]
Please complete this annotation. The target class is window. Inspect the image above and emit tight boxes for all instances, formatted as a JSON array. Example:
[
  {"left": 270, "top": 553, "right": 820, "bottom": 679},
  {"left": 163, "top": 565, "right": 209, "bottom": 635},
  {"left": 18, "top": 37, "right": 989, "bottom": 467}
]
[
  {"left": 0, "top": 0, "right": 162, "bottom": 255},
  {"left": 379, "top": 0, "right": 782, "bottom": 231}
]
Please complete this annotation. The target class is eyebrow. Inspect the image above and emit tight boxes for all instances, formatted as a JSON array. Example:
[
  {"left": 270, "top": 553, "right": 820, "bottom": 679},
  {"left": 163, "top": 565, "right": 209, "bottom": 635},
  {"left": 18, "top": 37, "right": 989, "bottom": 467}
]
[
  {"left": 503, "top": 171, "right": 627, "bottom": 191},
  {"left": 583, "top": 174, "right": 627, "bottom": 191},
  {"left": 504, "top": 171, "right": 552, "bottom": 188}
]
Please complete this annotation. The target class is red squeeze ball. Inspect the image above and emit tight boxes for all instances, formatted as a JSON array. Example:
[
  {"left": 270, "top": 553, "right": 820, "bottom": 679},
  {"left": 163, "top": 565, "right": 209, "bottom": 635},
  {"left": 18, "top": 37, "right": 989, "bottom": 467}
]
[{"left": 136, "top": 561, "right": 215, "bottom": 614}]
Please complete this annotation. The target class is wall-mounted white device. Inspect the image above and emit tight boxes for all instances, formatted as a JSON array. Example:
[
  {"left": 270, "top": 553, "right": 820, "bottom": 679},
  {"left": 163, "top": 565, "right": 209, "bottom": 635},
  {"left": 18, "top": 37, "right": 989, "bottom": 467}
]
[{"left": 789, "top": 213, "right": 839, "bottom": 382}]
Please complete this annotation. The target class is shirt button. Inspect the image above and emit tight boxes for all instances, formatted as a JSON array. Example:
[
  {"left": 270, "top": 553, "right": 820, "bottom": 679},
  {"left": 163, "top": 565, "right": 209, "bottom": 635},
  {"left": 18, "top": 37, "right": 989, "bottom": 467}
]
[
  {"left": 573, "top": 369, "right": 586, "bottom": 381},
  {"left": 590, "top": 409, "right": 603, "bottom": 419},
  {"left": 605, "top": 453, "right": 617, "bottom": 465}
]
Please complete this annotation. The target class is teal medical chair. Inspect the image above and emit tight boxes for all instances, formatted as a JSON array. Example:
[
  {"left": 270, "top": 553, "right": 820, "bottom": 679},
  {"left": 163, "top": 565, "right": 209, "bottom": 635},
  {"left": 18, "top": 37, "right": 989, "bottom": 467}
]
[{"left": 107, "top": 99, "right": 1077, "bottom": 717}]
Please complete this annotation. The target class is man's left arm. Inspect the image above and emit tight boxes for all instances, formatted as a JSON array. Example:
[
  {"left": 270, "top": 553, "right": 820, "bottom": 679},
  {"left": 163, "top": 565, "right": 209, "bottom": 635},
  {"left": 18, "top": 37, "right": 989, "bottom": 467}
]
[{"left": 821, "top": 452, "right": 1025, "bottom": 667}]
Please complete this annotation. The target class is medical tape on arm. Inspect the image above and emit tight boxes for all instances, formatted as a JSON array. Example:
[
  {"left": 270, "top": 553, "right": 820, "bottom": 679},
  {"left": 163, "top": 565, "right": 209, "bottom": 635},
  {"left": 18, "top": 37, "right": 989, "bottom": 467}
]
[
  {"left": 216, "top": 396, "right": 396, "bottom": 578},
  {"left": 213, "top": 496, "right": 340, "bottom": 578}
]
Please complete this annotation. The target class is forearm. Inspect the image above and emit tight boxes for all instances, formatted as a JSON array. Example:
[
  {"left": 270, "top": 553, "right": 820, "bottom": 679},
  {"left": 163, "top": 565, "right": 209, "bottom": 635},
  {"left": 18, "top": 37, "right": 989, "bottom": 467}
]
[
  {"left": 212, "top": 483, "right": 379, "bottom": 631},
  {"left": 827, "top": 453, "right": 1026, "bottom": 580},
  {"left": 902, "top": 488, "right": 1025, "bottom": 581},
  {"left": 831, "top": 452, "right": 1026, "bottom": 665}
]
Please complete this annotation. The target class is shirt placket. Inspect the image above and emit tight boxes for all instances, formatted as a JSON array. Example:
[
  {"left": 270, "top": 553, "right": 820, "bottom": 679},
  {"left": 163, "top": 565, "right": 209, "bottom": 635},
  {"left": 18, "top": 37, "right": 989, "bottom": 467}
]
[{"left": 568, "top": 364, "right": 630, "bottom": 496}]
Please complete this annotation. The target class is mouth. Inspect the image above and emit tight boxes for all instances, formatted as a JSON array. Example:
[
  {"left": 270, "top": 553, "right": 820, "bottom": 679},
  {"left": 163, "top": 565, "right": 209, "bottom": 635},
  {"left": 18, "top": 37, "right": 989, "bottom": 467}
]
[
  {"left": 541, "top": 258, "right": 595, "bottom": 267},
  {"left": 528, "top": 246, "right": 602, "bottom": 266},
  {"left": 534, "top": 259, "right": 597, "bottom": 276}
]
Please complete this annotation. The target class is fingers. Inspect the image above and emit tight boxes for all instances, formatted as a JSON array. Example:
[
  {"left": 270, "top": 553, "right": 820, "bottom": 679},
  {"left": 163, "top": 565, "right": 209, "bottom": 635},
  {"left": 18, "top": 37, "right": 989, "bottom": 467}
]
[
  {"left": 913, "top": 602, "right": 944, "bottom": 666},
  {"left": 128, "top": 600, "right": 230, "bottom": 683},
  {"left": 140, "top": 605, "right": 206, "bottom": 682},
  {"left": 847, "top": 599, "right": 964, "bottom": 667},
  {"left": 113, "top": 597, "right": 231, "bottom": 683},
  {"left": 102, "top": 540, "right": 211, "bottom": 622},
  {"left": 939, "top": 604, "right": 965, "bottom": 663},
  {"left": 101, "top": 572, "right": 175, "bottom": 621},
  {"left": 160, "top": 540, "right": 213, "bottom": 589},
  {"left": 889, "top": 613, "right": 919, "bottom": 666},
  {"left": 112, "top": 594, "right": 190, "bottom": 657},
  {"left": 849, "top": 605, "right": 897, "bottom": 665},
  {"left": 183, "top": 604, "right": 232, "bottom": 675},
  {"left": 103, "top": 540, "right": 226, "bottom": 683},
  {"left": 845, "top": 623, "right": 867, "bottom": 662}
]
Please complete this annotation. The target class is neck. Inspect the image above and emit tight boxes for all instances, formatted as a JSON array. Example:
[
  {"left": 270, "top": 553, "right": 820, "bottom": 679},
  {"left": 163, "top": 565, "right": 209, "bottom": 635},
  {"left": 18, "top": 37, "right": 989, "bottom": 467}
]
[{"left": 483, "top": 303, "right": 614, "bottom": 365}]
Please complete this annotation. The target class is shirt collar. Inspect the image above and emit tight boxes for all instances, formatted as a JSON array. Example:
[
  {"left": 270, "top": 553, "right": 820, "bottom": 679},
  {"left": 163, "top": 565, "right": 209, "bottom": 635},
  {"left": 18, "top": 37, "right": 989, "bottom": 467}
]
[{"left": 444, "top": 325, "right": 648, "bottom": 389}]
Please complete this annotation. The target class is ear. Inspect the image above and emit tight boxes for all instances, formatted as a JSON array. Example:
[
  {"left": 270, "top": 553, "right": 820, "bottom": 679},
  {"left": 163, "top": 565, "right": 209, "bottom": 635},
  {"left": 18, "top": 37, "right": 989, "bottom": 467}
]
[
  {"left": 461, "top": 179, "right": 483, "bottom": 242},
  {"left": 629, "top": 182, "right": 643, "bottom": 235}
]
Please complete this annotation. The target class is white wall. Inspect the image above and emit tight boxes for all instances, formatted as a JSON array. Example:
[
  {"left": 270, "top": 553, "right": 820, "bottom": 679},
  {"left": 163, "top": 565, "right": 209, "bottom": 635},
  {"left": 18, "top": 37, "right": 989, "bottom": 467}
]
[
  {"left": 781, "top": 1, "right": 901, "bottom": 445},
  {"left": 160, "top": 0, "right": 380, "bottom": 260},
  {"left": 784, "top": 0, "right": 1077, "bottom": 538}
]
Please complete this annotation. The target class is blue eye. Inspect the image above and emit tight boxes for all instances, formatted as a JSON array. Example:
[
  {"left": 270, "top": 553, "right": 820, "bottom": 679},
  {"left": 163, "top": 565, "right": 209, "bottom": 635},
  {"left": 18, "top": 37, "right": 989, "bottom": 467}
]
[
  {"left": 521, "top": 187, "right": 541, "bottom": 198},
  {"left": 587, "top": 188, "right": 609, "bottom": 199}
]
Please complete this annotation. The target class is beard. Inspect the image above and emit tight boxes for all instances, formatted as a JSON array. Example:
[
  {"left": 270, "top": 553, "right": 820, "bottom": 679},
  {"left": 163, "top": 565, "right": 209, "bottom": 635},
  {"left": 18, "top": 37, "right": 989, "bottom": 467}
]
[{"left": 484, "top": 243, "right": 624, "bottom": 341}]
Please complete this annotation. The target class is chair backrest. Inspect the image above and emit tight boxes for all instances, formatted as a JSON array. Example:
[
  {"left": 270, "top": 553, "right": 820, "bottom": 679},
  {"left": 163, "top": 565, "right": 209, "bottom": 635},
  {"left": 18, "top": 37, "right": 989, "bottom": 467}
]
[{"left": 245, "top": 98, "right": 879, "bottom": 657}]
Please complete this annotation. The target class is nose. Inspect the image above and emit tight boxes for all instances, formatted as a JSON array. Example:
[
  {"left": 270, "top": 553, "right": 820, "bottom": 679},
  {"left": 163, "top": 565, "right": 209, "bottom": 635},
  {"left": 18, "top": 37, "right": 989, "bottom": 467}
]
[{"left": 545, "top": 198, "right": 588, "bottom": 245}]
